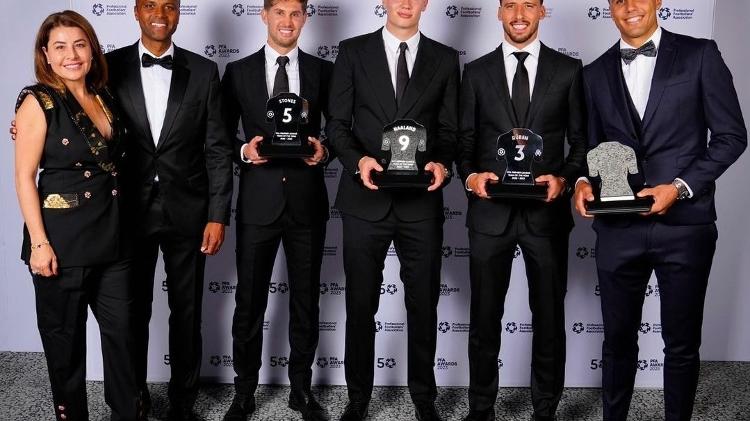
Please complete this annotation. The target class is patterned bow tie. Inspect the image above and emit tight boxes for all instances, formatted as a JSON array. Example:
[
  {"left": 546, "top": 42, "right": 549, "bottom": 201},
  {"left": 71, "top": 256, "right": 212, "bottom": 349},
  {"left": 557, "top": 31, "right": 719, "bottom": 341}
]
[
  {"left": 620, "top": 40, "right": 657, "bottom": 65},
  {"left": 141, "top": 53, "right": 174, "bottom": 70}
]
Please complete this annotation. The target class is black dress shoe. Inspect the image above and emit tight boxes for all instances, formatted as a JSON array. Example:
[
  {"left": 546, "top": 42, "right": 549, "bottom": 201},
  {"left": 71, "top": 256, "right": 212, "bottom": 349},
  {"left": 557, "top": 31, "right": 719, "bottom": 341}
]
[
  {"left": 414, "top": 402, "right": 442, "bottom": 421},
  {"left": 531, "top": 415, "right": 556, "bottom": 421},
  {"left": 167, "top": 404, "right": 199, "bottom": 421},
  {"left": 137, "top": 388, "right": 151, "bottom": 421},
  {"left": 339, "top": 400, "right": 368, "bottom": 421},
  {"left": 222, "top": 394, "right": 256, "bottom": 421},
  {"left": 463, "top": 408, "right": 495, "bottom": 421},
  {"left": 289, "top": 389, "right": 328, "bottom": 421}
]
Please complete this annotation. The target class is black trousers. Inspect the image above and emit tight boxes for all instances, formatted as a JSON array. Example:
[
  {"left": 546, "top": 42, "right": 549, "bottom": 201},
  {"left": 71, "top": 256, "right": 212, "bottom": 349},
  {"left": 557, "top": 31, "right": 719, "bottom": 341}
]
[
  {"left": 131, "top": 190, "right": 206, "bottom": 406},
  {"left": 596, "top": 220, "right": 717, "bottom": 421},
  {"left": 467, "top": 210, "right": 568, "bottom": 417},
  {"left": 33, "top": 258, "right": 137, "bottom": 421},
  {"left": 342, "top": 211, "right": 443, "bottom": 404},
  {"left": 231, "top": 210, "right": 326, "bottom": 395}
]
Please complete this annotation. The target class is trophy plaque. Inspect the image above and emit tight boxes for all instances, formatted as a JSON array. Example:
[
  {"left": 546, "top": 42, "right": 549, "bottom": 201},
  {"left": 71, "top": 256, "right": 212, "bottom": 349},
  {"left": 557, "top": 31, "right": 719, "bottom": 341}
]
[
  {"left": 486, "top": 128, "right": 547, "bottom": 199},
  {"left": 371, "top": 119, "right": 433, "bottom": 189},
  {"left": 258, "top": 92, "right": 314, "bottom": 158},
  {"left": 585, "top": 141, "right": 654, "bottom": 214}
]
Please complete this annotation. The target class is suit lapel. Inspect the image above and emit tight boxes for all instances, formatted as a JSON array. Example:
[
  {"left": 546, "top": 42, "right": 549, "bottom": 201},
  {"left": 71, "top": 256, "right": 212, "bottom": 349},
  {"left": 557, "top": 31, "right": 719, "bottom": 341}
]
[
  {"left": 642, "top": 30, "right": 677, "bottom": 130},
  {"left": 526, "top": 44, "right": 558, "bottom": 128},
  {"left": 360, "top": 29, "right": 397, "bottom": 122},
  {"left": 122, "top": 42, "right": 155, "bottom": 148},
  {"left": 298, "top": 50, "right": 318, "bottom": 104},
  {"left": 395, "top": 34, "right": 438, "bottom": 119},
  {"left": 248, "top": 47, "right": 270, "bottom": 103},
  {"left": 483, "top": 48, "right": 516, "bottom": 126},
  {"left": 603, "top": 43, "right": 640, "bottom": 148},
  {"left": 156, "top": 47, "right": 190, "bottom": 149}
]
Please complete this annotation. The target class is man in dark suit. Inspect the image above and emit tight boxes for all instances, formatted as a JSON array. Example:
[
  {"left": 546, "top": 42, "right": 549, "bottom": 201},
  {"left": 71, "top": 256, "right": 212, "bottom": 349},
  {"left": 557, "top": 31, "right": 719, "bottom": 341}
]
[
  {"left": 458, "top": 1, "right": 586, "bottom": 420},
  {"left": 327, "top": 1, "right": 458, "bottom": 420},
  {"left": 219, "top": 1, "right": 332, "bottom": 420},
  {"left": 106, "top": 0, "right": 233, "bottom": 419},
  {"left": 574, "top": 1, "right": 746, "bottom": 420}
]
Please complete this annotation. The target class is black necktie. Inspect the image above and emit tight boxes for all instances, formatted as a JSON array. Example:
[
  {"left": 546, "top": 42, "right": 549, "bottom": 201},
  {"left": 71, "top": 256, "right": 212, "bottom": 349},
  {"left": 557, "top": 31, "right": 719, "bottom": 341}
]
[
  {"left": 512, "top": 51, "right": 530, "bottom": 126},
  {"left": 141, "top": 53, "right": 173, "bottom": 70},
  {"left": 272, "top": 56, "right": 290, "bottom": 97},
  {"left": 395, "top": 42, "right": 409, "bottom": 107},
  {"left": 620, "top": 40, "right": 658, "bottom": 65}
]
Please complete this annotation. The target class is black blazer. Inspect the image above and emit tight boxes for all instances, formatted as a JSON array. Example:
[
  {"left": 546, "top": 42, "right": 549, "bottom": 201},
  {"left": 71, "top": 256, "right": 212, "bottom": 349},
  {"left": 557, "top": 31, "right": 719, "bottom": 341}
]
[
  {"left": 583, "top": 29, "right": 746, "bottom": 227},
  {"left": 458, "top": 43, "right": 587, "bottom": 236},
  {"left": 107, "top": 42, "right": 233, "bottom": 237},
  {"left": 327, "top": 29, "right": 459, "bottom": 222},
  {"left": 221, "top": 47, "right": 333, "bottom": 226}
]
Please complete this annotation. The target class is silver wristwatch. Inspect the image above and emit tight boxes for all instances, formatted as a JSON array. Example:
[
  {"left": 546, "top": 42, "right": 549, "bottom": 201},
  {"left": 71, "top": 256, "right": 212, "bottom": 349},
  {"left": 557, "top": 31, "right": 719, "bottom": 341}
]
[{"left": 672, "top": 179, "right": 690, "bottom": 200}]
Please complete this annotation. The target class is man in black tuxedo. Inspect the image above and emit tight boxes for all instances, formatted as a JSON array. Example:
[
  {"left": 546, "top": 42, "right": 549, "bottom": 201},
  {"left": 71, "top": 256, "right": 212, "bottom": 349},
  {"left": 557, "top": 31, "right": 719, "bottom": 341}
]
[
  {"left": 574, "top": 1, "right": 746, "bottom": 420},
  {"left": 219, "top": 1, "right": 332, "bottom": 420},
  {"left": 327, "top": 0, "right": 458, "bottom": 420},
  {"left": 106, "top": 0, "right": 233, "bottom": 419},
  {"left": 458, "top": 1, "right": 586, "bottom": 420}
]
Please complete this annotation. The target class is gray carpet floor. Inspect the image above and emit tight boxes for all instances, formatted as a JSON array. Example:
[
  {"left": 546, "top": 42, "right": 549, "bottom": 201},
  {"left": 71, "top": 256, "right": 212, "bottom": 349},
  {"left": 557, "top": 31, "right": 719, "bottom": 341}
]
[{"left": 1, "top": 352, "right": 748, "bottom": 420}]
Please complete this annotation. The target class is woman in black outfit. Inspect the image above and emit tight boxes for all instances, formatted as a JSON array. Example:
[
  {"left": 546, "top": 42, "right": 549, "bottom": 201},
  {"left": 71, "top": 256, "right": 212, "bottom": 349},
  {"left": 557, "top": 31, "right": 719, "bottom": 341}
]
[{"left": 14, "top": 10, "right": 137, "bottom": 421}]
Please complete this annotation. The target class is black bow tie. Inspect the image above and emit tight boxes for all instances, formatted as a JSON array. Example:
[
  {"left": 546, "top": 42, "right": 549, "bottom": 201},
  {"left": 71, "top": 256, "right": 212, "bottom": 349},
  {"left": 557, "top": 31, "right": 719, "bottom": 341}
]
[
  {"left": 620, "top": 40, "right": 657, "bottom": 65},
  {"left": 141, "top": 53, "right": 174, "bottom": 70}
]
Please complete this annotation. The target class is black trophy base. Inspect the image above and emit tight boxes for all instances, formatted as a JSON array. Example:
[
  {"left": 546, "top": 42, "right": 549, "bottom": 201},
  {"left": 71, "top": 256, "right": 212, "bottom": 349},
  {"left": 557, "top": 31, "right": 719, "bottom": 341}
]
[
  {"left": 486, "top": 182, "right": 548, "bottom": 200},
  {"left": 258, "top": 142, "right": 314, "bottom": 159},
  {"left": 372, "top": 171, "right": 433, "bottom": 189},
  {"left": 586, "top": 197, "right": 655, "bottom": 215}
]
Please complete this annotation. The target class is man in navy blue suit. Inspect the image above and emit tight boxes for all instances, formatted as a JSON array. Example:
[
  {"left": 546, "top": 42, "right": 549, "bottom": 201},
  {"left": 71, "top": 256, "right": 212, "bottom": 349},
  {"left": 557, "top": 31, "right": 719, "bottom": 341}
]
[{"left": 574, "top": 1, "right": 746, "bottom": 420}]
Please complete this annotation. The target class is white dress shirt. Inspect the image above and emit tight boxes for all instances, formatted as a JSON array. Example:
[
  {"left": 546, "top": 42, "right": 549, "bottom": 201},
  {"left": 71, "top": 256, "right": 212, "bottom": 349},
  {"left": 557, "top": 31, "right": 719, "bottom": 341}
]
[
  {"left": 382, "top": 27, "right": 420, "bottom": 93},
  {"left": 620, "top": 27, "right": 662, "bottom": 119},
  {"left": 264, "top": 44, "right": 301, "bottom": 97},
  {"left": 502, "top": 37, "right": 541, "bottom": 99},
  {"left": 138, "top": 40, "right": 174, "bottom": 147}
]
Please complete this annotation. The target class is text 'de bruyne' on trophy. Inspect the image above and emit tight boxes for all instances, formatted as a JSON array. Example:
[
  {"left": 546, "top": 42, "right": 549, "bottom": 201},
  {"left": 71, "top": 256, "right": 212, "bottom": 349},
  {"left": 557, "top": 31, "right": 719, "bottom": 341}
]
[
  {"left": 258, "top": 92, "right": 314, "bottom": 158},
  {"left": 486, "top": 128, "right": 547, "bottom": 199},
  {"left": 584, "top": 141, "right": 654, "bottom": 214},
  {"left": 371, "top": 119, "right": 433, "bottom": 189}
]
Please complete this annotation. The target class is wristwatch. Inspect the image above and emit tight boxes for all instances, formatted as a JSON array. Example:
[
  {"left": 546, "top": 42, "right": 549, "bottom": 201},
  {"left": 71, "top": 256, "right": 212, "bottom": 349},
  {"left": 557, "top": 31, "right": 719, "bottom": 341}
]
[{"left": 672, "top": 178, "right": 690, "bottom": 200}]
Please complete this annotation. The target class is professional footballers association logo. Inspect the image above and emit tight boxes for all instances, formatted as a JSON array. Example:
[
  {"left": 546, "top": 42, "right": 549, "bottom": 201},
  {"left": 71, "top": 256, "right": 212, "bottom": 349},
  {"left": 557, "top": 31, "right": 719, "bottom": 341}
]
[
  {"left": 658, "top": 7, "right": 671, "bottom": 20},
  {"left": 505, "top": 322, "right": 518, "bottom": 334},
  {"left": 317, "top": 45, "right": 329, "bottom": 59},
  {"left": 204, "top": 45, "right": 216, "bottom": 58},
  {"left": 438, "top": 321, "right": 451, "bottom": 333},
  {"left": 384, "top": 358, "right": 397, "bottom": 368},
  {"left": 209, "top": 355, "right": 222, "bottom": 367},
  {"left": 208, "top": 281, "right": 220, "bottom": 293},
  {"left": 441, "top": 246, "right": 452, "bottom": 258},
  {"left": 572, "top": 322, "right": 585, "bottom": 334},
  {"left": 92, "top": 3, "right": 105, "bottom": 16},
  {"left": 446, "top": 5, "right": 459, "bottom": 18},
  {"left": 588, "top": 6, "right": 601, "bottom": 20},
  {"left": 375, "top": 5, "right": 387, "bottom": 17},
  {"left": 637, "top": 359, "right": 648, "bottom": 371},
  {"left": 232, "top": 3, "right": 245, "bottom": 16},
  {"left": 374, "top": 321, "right": 383, "bottom": 332},
  {"left": 316, "top": 357, "right": 328, "bottom": 368},
  {"left": 514, "top": 246, "right": 521, "bottom": 259},
  {"left": 576, "top": 247, "right": 589, "bottom": 259},
  {"left": 306, "top": 4, "right": 316, "bottom": 17},
  {"left": 639, "top": 322, "right": 651, "bottom": 334}
]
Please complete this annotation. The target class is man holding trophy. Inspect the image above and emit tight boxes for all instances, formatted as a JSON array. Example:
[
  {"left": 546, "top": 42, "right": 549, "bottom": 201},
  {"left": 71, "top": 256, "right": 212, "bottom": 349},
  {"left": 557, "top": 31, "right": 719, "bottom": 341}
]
[
  {"left": 574, "top": 0, "right": 746, "bottom": 420},
  {"left": 220, "top": 0, "right": 332, "bottom": 420},
  {"left": 326, "top": 0, "right": 459, "bottom": 419},
  {"left": 458, "top": 0, "right": 586, "bottom": 420}
]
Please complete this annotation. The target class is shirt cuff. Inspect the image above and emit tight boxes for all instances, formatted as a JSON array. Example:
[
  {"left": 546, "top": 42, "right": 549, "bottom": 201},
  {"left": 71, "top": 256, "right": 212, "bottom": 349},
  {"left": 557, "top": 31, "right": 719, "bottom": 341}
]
[
  {"left": 675, "top": 177, "right": 694, "bottom": 198},
  {"left": 575, "top": 177, "right": 590, "bottom": 187},
  {"left": 465, "top": 173, "right": 478, "bottom": 191},
  {"left": 240, "top": 143, "right": 252, "bottom": 163}
]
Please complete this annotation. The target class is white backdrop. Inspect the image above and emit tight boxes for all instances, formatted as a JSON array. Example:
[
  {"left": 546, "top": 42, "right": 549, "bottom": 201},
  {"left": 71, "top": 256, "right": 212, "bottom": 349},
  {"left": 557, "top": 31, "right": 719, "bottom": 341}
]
[{"left": 1, "top": 0, "right": 747, "bottom": 389}]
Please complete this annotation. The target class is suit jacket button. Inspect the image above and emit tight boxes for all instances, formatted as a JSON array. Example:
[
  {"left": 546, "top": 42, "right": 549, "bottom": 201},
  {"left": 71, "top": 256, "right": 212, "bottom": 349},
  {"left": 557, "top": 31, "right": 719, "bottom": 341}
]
[
  {"left": 61, "top": 138, "right": 69, "bottom": 146},
  {"left": 75, "top": 162, "right": 83, "bottom": 167},
  {"left": 84, "top": 170, "right": 92, "bottom": 178},
  {"left": 112, "top": 189, "right": 118, "bottom": 196},
  {"left": 282, "top": 177, "right": 287, "bottom": 182},
  {"left": 84, "top": 191, "right": 92, "bottom": 199}
]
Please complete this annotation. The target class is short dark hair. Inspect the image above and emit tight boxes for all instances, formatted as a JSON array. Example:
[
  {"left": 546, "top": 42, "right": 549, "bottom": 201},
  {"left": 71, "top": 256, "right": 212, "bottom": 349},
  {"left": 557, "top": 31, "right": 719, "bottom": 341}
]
[
  {"left": 34, "top": 10, "right": 107, "bottom": 92},
  {"left": 264, "top": 0, "right": 308, "bottom": 10},
  {"left": 499, "top": 0, "right": 544, "bottom": 4}
]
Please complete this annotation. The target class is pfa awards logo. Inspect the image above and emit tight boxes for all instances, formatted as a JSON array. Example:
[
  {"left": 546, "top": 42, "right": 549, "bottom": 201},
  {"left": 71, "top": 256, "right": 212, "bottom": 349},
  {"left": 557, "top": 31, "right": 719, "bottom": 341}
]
[
  {"left": 374, "top": 4, "right": 387, "bottom": 17},
  {"left": 204, "top": 45, "right": 217, "bottom": 58},
  {"left": 658, "top": 7, "right": 671, "bottom": 20},
  {"left": 92, "top": 3, "right": 105, "bottom": 16},
  {"left": 377, "top": 357, "right": 397, "bottom": 369},
  {"left": 269, "top": 356, "right": 289, "bottom": 367},
  {"left": 505, "top": 321, "right": 518, "bottom": 334},
  {"left": 446, "top": 5, "right": 459, "bottom": 18},
  {"left": 572, "top": 322, "right": 585, "bottom": 334},
  {"left": 588, "top": 6, "right": 602, "bottom": 20},
  {"left": 381, "top": 283, "right": 398, "bottom": 295},
  {"left": 232, "top": 3, "right": 245, "bottom": 16},
  {"left": 438, "top": 321, "right": 451, "bottom": 333},
  {"left": 306, "top": 4, "right": 316, "bottom": 17}
]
